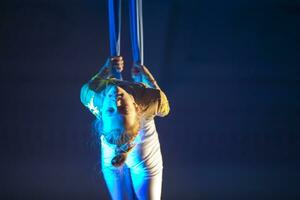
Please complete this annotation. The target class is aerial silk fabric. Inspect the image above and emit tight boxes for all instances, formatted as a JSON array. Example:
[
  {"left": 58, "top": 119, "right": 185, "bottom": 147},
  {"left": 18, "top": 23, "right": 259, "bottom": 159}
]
[
  {"left": 108, "top": 0, "right": 144, "bottom": 80},
  {"left": 108, "top": 0, "right": 122, "bottom": 79}
]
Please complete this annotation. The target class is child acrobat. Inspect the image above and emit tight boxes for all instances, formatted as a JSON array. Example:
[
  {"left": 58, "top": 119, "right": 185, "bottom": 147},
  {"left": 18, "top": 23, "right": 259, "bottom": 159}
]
[{"left": 80, "top": 56, "right": 170, "bottom": 199}]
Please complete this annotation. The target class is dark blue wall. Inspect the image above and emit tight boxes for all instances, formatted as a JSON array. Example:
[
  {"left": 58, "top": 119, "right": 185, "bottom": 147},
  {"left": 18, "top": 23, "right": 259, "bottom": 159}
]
[{"left": 1, "top": 0, "right": 299, "bottom": 199}]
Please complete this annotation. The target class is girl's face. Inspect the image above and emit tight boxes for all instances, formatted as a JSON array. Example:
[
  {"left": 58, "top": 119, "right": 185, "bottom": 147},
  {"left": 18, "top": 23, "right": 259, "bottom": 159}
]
[{"left": 101, "top": 85, "right": 138, "bottom": 134}]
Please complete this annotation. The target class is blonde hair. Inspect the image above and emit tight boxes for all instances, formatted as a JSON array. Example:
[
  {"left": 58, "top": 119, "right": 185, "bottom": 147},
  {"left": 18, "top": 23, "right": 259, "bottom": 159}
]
[{"left": 94, "top": 105, "right": 141, "bottom": 167}]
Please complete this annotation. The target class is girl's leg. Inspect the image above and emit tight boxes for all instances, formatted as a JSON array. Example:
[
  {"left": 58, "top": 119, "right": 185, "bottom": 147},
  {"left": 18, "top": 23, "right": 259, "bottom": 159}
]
[
  {"left": 102, "top": 165, "right": 136, "bottom": 200},
  {"left": 126, "top": 121, "right": 164, "bottom": 200},
  {"left": 101, "top": 135, "right": 136, "bottom": 200},
  {"left": 130, "top": 168, "right": 163, "bottom": 200}
]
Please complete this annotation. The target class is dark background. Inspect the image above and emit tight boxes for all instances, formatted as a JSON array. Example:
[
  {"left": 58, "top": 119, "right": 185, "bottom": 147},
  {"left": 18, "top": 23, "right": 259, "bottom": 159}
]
[{"left": 1, "top": 0, "right": 300, "bottom": 199}]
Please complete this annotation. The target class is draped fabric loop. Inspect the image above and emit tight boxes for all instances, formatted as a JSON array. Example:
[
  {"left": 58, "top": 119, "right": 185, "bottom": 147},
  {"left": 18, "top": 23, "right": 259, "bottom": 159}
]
[{"left": 108, "top": 0, "right": 144, "bottom": 80}]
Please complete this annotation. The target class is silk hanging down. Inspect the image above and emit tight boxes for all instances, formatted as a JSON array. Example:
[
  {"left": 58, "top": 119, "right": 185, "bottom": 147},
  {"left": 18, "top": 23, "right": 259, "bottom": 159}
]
[{"left": 108, "top": 0, "right": 123, "bottom": 80}]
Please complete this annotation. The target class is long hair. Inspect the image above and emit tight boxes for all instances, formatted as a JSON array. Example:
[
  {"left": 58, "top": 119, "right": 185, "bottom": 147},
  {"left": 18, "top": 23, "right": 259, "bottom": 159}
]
[{"left": 93, "top": 110, "right": 141, "bottom": 167}]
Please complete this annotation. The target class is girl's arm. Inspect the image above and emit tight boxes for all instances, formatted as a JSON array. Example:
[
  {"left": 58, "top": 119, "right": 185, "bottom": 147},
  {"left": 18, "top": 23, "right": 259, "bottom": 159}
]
[
  {"left": 80, "top": 56, "right": 124, "bottom": 114},
  {"left": 131, "top": 64, "right": 170, "bottom": 118},
  {"left": 89, "top": 56, "right": 124, "bottom": 91},
  {"left": 131, "top": 64, "right": 160, "bottom": 89}
]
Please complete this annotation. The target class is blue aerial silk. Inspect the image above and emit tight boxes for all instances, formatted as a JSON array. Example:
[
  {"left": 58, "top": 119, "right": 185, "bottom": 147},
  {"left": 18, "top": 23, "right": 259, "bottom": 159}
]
[
  {"left": 108, "top": 0, "right": 122, "bottom": 80},
  {"left": 129, "top": 0, "right": 144, "bottom": 66},
  {"left": 108, "top": 0, "right": 144, "bottom": 80},
  {"left": 129, "top": 0, "right": 144, "bottom": 83}
]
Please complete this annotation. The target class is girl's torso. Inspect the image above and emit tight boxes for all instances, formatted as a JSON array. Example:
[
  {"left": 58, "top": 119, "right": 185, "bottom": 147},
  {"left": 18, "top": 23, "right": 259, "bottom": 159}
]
[{"left": 101, "top": 118, "right": 163, "bottom": 173}]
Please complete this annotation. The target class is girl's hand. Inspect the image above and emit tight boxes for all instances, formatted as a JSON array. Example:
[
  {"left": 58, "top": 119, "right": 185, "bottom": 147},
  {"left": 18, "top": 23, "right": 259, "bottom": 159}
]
[
  {"left": 110, "top": 56, "right": 124, "bottom": 73},
  {"left": 131, "top": 63, "right": 143, "bottom": 82},
  {"left": 131, "top": 64, "right": 160, "bottom": 89},
  {"left": 131, "top": 63, "right": 141, "bottom": 74}
]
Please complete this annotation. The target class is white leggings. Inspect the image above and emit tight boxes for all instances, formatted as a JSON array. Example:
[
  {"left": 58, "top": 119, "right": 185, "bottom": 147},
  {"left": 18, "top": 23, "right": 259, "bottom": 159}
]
[
  {"left": 102, "top": 164, "right": 162, "bottom": 200},
  {"left": 100, "top": 120, "right": 163, "bottom": 200}
]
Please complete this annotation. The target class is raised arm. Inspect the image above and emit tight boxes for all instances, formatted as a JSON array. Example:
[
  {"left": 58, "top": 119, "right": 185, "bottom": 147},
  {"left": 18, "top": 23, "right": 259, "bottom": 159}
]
[
  {"left": 131, "top": 64, "right": 160, "bottom": 89},
  {"left": 89, "top": 56, "right": 124, "bottom": 91},
  {"left": 80, "top": 56, "right": 124, "bottom": 117},
  {"left": 131, "top": 64, "right": 170, "bottom": 117}
]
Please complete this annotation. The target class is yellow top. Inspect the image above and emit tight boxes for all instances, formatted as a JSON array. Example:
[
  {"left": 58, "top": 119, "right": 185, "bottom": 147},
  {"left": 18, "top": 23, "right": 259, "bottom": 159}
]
[{"left": 80, "top": 74, "right": 170, "bottom": 119}]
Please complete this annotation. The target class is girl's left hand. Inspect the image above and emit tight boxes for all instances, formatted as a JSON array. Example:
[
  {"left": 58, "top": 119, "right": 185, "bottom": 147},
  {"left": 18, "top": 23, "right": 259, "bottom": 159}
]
[{"left": 110, "top": 56, "right": 124, "bottom": 73}]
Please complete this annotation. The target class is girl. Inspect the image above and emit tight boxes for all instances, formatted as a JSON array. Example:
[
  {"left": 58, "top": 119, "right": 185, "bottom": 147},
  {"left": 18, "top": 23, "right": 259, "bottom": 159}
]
[{"left": 80, "top": 56, "right": 170, "bottom": 200}]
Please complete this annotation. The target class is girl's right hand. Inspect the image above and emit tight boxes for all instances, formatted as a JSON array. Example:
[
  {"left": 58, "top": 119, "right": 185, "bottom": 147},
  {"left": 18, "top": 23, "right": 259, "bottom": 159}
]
[{"left": 109, "top": 56, "right": 124, "bottom": 73}]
